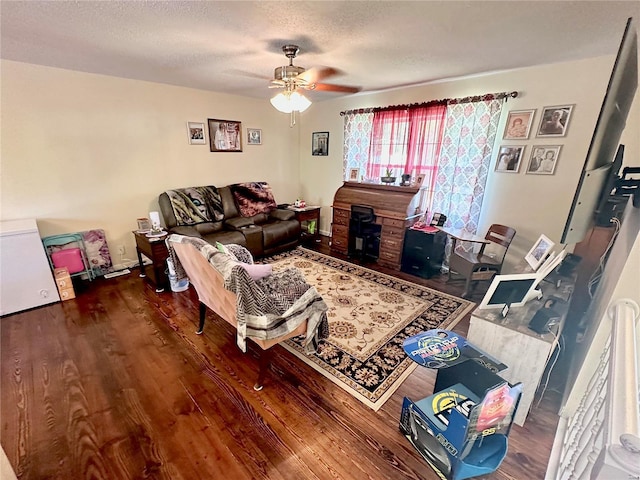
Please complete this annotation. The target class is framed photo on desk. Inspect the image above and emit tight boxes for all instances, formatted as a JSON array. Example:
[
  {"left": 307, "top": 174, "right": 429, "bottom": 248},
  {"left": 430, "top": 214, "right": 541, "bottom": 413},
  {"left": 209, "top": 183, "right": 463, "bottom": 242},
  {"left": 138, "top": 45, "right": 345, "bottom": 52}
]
[{"left": 525, "top": 234, "right": 555, "bottom": 270}]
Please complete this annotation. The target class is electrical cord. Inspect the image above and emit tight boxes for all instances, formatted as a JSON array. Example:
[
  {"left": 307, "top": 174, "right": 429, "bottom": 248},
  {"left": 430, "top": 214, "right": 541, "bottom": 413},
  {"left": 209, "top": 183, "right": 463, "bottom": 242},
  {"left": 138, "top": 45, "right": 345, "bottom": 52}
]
[{"left": 536, "top": 329, "right": 563, "bottom": 408}]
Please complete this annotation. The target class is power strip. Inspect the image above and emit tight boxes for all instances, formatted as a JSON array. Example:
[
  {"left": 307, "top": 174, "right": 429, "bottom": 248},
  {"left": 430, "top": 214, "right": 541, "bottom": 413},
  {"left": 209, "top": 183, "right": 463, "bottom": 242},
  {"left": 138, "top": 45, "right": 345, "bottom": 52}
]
[{"left": 104, "top": 268, "right": 131, "bottom": 279}]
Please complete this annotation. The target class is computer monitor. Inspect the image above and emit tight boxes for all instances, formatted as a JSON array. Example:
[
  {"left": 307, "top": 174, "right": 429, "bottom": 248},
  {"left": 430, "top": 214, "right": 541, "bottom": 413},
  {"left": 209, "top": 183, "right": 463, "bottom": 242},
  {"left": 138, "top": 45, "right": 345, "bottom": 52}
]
[
  {"left": 477, "top": 273, "right": 541, "bottom": 310},
  {"left": 478, "top": 248, "right": 569, "bottom": 311}
]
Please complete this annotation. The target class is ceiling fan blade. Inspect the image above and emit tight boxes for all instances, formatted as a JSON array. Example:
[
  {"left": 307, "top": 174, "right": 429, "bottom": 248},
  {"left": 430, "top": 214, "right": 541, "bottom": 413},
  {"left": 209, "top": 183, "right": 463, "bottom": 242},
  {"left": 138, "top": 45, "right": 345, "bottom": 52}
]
[
  {"left": 312, "top": 83, "right": 361, "bottom": 94},
  {"left": 297, "top": 66, "right": 339, "bottom": 84},
  {"left": 226, "top": 69, "right": 272, "bottom": 81}
]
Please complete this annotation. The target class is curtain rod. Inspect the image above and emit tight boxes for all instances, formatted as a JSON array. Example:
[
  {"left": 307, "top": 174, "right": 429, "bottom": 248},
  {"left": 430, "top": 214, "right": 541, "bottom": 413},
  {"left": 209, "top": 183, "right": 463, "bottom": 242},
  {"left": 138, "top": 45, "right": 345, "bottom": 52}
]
[{"left": 339, "top": 91, "right": 518, "bottom": 116}]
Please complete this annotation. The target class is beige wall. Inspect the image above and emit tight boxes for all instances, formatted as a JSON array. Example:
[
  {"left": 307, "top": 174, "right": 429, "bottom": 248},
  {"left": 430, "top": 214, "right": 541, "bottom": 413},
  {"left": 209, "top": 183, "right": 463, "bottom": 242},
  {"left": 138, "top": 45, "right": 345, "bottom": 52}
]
[
  {"left": 300, "top": 55, "right": 640, "bottom": 268},
  {"left": 1, "top": 55, "right": 638, "bottom": 270},
  {"left": 1, "top": 60, "right": 300, "bottom": 264}
]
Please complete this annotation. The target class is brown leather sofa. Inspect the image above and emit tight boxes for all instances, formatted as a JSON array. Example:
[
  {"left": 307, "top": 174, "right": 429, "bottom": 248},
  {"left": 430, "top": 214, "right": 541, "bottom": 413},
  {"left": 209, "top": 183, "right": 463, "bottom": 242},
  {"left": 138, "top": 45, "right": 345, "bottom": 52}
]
[{"left": 159, "top": 183, "right": 300, "bottom": 257}]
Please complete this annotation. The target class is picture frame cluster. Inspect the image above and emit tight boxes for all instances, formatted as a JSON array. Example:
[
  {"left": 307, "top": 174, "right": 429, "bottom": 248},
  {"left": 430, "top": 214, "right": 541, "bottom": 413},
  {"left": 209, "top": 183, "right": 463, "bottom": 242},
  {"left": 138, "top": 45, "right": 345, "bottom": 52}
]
[
  {"left": 497, "top": 104, "right": 573, "bottom": 175},
  {"left": 186, "top": 120, "right": 263, "bottom": 151}
]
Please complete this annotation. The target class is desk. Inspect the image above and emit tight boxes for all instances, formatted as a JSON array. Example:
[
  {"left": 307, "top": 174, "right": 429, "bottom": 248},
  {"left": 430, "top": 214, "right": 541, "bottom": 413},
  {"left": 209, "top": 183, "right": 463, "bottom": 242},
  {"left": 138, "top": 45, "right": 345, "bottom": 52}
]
[
  {"left": 439, "top": 227, "right": 490, "bottom": 266},
  {"left": 331, "top": 182, "right": 423, "bottom": 270},
  {"left": 467, "top": 276, "right": 574, "bottom": 425},
  {"left": 287, "top": 205, "right": 321, "bottom": 244},
  {"left": 439, "top": 228, "right": 489, "bottom": 247}
]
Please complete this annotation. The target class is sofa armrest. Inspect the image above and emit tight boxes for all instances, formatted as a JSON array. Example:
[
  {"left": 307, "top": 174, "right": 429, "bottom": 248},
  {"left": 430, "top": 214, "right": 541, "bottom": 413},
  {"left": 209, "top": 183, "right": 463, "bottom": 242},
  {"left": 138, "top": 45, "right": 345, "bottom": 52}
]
[
  {"left": 224, "top": 217, "right": 255, "bottom": 230},
  {"left": 170, "top": 226, "right": 203, "bottom": 238},
  {"left": 269, "top": 209, "right": 295, "bottom": 221}
]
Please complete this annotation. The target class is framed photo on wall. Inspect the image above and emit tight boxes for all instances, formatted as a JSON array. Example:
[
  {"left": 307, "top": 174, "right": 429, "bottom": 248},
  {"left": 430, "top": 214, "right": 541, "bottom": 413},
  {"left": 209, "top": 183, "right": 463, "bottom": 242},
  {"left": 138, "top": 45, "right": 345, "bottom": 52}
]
[
  {"left": 526, "top": 145, "right": 562, "bottom": 175},
  {"left": 247, "top": 128, "right": 262, "bottom": 145},
  {"left": 495, "top": 145, "right": 525, "bottom": 173},
  {"left": 503, "top": 109, "right": 535, "bottom": 140},
  {"left": 207, "top": 118, "right": 242, "bottom": 152},
  {"left": 536, "top": 105, "right": 574, "bottom": 137},
  {"left": 312, "top": 132, "right": 329, "bottom": 156},
  {"left": 187, "top": 122, "right": 206, "bottom": 145}
]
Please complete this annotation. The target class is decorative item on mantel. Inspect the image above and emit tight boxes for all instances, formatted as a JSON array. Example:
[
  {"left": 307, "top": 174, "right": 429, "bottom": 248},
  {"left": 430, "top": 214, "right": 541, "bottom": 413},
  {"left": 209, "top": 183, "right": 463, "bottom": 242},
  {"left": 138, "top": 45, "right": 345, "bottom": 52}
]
[
  {"left": 400, "top": 173, "right": 412, "bottom": 186},
  {"left": 381, "top": 167, "right": 396, "bottom": 184}
]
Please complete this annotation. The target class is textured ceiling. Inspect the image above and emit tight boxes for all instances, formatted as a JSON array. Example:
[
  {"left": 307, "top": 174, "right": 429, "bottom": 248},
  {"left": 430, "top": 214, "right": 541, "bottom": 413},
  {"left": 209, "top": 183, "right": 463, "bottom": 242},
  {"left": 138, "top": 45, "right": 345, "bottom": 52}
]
[{"left": 1, "top": 1, "right": 639, "bottom": 102}]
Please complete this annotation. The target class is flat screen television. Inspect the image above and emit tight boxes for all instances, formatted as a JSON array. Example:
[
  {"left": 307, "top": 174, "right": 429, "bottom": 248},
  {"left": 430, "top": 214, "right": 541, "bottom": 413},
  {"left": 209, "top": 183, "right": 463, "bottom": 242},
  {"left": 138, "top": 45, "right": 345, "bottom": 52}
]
[{"left": 561, "top": 17, "right": 638, "bottom": 245}]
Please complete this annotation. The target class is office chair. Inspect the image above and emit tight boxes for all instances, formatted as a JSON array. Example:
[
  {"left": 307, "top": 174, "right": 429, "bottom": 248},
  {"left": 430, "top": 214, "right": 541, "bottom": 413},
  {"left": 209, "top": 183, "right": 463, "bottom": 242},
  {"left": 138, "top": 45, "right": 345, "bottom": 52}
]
[{"left": 348, "top": 205, "right": 381, "bottom": 260}]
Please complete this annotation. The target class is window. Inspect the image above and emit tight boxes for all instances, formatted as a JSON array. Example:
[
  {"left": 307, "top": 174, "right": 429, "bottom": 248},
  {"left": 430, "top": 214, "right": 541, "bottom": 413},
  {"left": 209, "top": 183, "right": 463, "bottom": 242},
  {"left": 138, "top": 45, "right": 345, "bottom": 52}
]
[
  {"left": 343, "top": 94, "right": 506, "bottom": 236},
  {"left": 344, "top": 104, "right": 446, "bottom": 212}
]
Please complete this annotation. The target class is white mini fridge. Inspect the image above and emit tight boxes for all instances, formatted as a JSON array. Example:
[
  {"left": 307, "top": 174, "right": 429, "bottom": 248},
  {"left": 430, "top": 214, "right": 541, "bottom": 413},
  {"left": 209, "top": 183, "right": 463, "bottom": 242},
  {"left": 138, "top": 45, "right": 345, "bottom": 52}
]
[{"left": 1, "top": 219, "right": 60, "bottom": 316}]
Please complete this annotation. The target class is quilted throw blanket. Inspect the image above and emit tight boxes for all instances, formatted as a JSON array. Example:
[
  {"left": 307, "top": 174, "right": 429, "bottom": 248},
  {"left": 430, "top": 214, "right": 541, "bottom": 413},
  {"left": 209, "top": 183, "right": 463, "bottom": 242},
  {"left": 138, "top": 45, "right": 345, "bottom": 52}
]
[
  {"left": 230, "top": 182, "right": 277, "bottom": 217},
  {"left": 166, "top": 186, "right": 224, "bottom": 225},
  {"left": 166, "top": 235, "right": 329, "bottom": 354}
]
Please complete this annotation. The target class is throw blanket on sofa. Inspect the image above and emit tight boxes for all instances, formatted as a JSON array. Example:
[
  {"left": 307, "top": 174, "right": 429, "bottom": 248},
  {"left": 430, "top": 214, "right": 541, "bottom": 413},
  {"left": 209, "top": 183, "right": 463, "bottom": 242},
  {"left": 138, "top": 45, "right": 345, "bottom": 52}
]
[
  {"left": 166, "top": 186, "right": 224, "bottom": 225},
  {"left": 166, "top": 234, "right": 329, "bottom": 354},
  {"left": 230, "top": 182, "right": 277, "bottom": 217}
]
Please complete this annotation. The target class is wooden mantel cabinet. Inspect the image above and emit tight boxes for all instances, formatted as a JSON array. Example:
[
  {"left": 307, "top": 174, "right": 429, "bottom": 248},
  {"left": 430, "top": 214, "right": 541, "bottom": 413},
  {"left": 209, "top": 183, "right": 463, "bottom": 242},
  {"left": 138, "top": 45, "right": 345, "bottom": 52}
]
[{"left": 331, "top": 182, "right": 423, "bottom": 270}]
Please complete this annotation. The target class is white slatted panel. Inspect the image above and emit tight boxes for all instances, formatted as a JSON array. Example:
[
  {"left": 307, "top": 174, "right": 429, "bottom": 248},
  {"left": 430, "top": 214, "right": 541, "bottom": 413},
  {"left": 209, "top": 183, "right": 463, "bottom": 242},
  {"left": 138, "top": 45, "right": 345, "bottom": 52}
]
[{"left": 546, "top": 300, "right": 639, "bottom": 480}]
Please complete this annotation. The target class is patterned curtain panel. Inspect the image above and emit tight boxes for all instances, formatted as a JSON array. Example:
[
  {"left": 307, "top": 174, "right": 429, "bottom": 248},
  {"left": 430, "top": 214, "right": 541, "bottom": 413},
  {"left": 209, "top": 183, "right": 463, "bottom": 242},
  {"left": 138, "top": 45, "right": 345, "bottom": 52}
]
[
  {"left": 431, "top": 98, "right": 502, "bottom": 244},
  {"left": 343, "top": 112, "right": 374, "bottom": 181}
]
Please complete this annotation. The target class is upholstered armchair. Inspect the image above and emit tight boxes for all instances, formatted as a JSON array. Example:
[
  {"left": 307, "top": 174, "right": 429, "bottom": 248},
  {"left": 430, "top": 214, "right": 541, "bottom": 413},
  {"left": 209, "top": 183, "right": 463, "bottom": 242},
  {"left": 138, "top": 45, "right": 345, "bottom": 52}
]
[{"left": 166, "top": 234, "right": 328, "bottom": 390}]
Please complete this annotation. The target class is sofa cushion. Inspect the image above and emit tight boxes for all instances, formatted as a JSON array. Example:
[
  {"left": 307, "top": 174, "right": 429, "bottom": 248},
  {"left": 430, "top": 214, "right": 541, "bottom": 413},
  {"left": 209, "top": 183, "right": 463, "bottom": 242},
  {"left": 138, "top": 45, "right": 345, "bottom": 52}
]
[
  {"left": 249, "top": 213, "right": 269, "bottom": 225},
  {"left": 230, "top": 182, "right": 277, "bottom": 217},
  {"left": 170, "top": 226, "right": 204, "bottom": 238},
  {"left": 225, "top": 217, "right": 254, "bottom": 230},
  {"left": 269, "top": 209, "right": 295, "bottom": 221},
  {"left": 201, "top": 230, "right": 246, "bottom": 247},
  {"left": 165, "top": 186, "right": 224, "bottom": 225},
  {"left": 195, "top": 222, "right": 224, "bottom": 235}
]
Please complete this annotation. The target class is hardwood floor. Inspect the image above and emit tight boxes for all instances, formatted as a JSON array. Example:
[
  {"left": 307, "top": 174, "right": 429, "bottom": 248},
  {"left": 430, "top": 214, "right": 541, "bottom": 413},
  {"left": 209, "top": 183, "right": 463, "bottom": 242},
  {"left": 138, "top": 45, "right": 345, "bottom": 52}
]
[{"left": 1, "top": 239, "right": 561, "bottom": 479}]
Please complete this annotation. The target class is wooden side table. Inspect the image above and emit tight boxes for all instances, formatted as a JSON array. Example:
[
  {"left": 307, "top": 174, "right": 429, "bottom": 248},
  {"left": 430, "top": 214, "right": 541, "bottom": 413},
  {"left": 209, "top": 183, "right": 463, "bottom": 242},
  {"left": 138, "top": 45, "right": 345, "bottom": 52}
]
[
  {"left": 133, "top": 231, "right": 169, "bottom": 292},
  {"left": 287, "top": 206, "right": 321, "bottom": 243}
]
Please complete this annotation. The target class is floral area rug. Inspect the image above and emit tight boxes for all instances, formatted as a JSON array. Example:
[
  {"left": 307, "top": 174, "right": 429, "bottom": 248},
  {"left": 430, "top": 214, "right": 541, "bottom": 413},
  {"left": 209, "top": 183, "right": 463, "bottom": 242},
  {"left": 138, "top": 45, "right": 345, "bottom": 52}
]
[{"left": 261, "top": 247, "right": 475, "bottom": 411}]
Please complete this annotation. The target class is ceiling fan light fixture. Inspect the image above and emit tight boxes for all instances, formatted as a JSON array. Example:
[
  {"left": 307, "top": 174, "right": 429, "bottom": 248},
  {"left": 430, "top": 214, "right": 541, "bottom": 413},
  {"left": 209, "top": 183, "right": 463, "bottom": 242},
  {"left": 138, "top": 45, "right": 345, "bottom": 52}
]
[{"left": 270, "top": 90, "right": 311, "bottom": 113}]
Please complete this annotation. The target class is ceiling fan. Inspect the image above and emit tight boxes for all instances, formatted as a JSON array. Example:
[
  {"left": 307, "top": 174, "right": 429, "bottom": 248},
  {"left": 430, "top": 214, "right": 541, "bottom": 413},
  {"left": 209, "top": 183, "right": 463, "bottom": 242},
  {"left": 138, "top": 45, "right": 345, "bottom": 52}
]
[{"left": 270, "top": 44, "right": 360, "bottom": 95}]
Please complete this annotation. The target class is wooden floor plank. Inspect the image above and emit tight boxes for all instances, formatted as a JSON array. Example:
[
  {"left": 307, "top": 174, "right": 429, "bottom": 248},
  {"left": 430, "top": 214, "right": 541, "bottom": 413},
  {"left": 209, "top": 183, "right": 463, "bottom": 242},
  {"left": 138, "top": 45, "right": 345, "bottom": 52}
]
[{"left": 1, "top": 241, "right": 561, "bottom": 480}]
